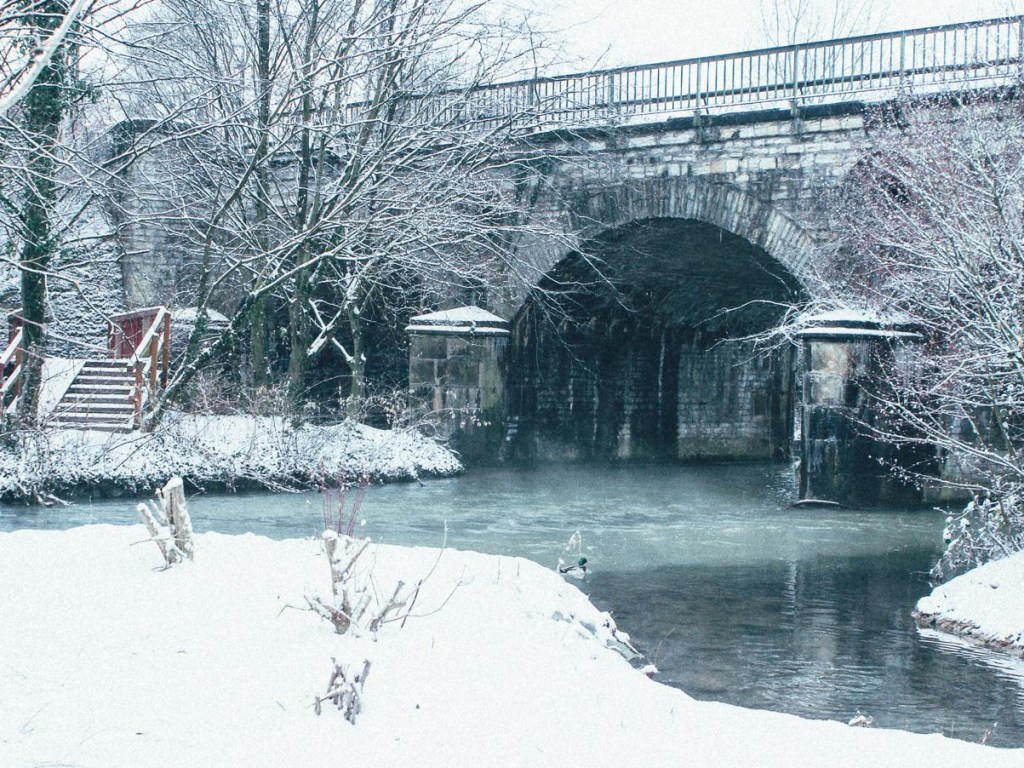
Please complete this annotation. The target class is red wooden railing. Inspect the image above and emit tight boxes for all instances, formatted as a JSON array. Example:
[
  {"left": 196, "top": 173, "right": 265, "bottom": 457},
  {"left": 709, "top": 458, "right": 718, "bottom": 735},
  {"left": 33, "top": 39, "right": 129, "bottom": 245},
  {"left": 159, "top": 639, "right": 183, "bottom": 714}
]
[{"left": 111, "top": 306, "right": 171, "bottom": 429}]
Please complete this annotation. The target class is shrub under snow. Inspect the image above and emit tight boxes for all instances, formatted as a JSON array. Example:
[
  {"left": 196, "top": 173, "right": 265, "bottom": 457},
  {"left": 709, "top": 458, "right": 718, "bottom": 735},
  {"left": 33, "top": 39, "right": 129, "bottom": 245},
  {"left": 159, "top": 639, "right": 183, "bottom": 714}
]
[
  {"left": 0, "top": 414, "right": 462, "bottom": 500},
  {"left": 932, "top": 493, "right": 1024, "bottom": 583}
]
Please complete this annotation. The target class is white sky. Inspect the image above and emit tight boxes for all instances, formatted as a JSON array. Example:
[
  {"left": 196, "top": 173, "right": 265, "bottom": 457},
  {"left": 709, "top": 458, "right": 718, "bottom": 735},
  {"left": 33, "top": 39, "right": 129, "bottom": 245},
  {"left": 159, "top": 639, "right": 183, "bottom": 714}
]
[{"left": 523, "top": 0, "right": 1022, "bottom": 73}]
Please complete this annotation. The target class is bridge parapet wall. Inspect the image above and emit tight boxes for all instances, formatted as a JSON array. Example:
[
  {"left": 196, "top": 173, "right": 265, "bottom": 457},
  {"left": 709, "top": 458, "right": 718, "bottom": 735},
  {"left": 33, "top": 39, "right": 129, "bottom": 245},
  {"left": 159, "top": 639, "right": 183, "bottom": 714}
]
[{"left": 507, "top": 106, "right": 874, "bottom": 320}]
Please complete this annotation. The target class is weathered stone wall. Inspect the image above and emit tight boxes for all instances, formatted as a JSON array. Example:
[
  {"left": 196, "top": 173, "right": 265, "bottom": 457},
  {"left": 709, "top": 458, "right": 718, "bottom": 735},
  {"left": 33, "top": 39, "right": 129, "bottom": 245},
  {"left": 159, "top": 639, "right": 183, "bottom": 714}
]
[
  {"left": 499, "top": 104, "right": 875, "bottom": 318},
  {"left": 508, "top": 322, "right": 793, "bottom": 463},
  {"left": 798, "top": 326, "right": 934, "bottom": 505},
  {"left": 111, "top": 133, "right": 198, "bottom": 309},
  {"left": 677, "top": 341, "right": 793, "bottom": 461},
  {"left": 408, "top": 334, "right": 506, "bottom": 416},
  {"left": 406, "top": 308, "right": 510, "bottom": 462}
]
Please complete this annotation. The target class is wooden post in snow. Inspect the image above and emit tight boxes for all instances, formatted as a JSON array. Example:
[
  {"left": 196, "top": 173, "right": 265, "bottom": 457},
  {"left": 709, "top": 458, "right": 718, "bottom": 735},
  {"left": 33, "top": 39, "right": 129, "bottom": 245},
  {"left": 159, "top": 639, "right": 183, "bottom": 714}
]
[{"left": 137, "top": 476, "right": 194, "bottom": 566}]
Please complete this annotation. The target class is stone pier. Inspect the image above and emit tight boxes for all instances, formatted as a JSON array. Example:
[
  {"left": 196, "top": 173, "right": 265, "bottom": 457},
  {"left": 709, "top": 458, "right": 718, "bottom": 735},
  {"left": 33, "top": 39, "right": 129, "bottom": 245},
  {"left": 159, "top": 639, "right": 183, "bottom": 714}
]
[
  {"left": 796, "top": 312, "right": 929, "bottom": 506},
  {"left": 406, "top": 306, "right": 509, "bottom": 462}
]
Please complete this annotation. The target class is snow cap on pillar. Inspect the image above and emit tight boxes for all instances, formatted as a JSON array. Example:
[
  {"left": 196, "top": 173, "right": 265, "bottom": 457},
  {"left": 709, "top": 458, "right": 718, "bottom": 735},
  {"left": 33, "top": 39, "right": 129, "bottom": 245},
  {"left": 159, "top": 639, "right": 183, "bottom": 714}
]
[{"left": 405, "top": 305, "right": 509, "bottom": 337}]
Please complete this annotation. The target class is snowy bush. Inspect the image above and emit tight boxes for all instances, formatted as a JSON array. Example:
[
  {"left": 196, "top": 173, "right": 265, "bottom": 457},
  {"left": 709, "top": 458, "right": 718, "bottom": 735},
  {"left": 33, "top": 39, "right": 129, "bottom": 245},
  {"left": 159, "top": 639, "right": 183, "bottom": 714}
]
[
  {"left": 932, "top": 493, "right": 1024, "bottom": 583},
  {"left": 307, "top": 483, "right": 425, "bottom": 636},
  {"left": 314, "top": 659, "right": 372, "bottom": 723},
  {"left": 0, "top": 414, "right": 462, "bottom": 501}
]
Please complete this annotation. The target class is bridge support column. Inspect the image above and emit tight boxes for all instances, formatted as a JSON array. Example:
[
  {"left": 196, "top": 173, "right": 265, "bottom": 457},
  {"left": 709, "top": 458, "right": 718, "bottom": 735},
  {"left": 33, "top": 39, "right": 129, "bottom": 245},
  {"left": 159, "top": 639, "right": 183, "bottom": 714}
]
[
  {"left": 405, "top": 306, "right": 509, "bottom": 463},
  {"left": 796, "top": 314, "right": 925, "bottom": 507}
]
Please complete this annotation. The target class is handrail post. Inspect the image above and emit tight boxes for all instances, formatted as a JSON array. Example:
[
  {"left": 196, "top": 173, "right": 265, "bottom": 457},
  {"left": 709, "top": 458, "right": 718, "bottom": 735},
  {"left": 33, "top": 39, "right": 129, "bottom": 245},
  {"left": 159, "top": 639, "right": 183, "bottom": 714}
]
[
  {"left": 791, "top": 45, "right": 801, "bottom": 100},
  {"left": 695, "top": 58, "right": 702, "bottom": 109},
  {"left": 162, "top": 312, "right": 170, "bottom": 388},
  {"left": 791, "top": 45, "right": 803, "bottom": 129},
  {"left": 133, "top": 361, "right": 144, "bottom": 429},
  {"left": 899, "top": 31, "right": 907, "bottom": 92},
  {"left": 14, "top": 347, "right": 22, "bottom": 399},
  {"left": 1018, "top": 17, "right": 1024, "bottom": 84},
  {"left": 693, "top": 59, "right": 705, "bottom": 138}
]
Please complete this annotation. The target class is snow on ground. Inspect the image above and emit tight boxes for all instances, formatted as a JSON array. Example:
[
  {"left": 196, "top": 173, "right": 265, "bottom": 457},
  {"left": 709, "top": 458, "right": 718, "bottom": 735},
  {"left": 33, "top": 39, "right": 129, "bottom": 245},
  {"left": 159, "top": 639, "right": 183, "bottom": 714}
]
[
  {"left": 1, "top": 525, "right": 1022, "bottom": 768},
  {"left": 0, "top": 414, "right": 462, "bottom": 499},
  {"left": 915, "top": 549, "right": 1024, "bottom": 657},
  {"left": 37, "top": 357, "right": 84, "bottom": 418}
]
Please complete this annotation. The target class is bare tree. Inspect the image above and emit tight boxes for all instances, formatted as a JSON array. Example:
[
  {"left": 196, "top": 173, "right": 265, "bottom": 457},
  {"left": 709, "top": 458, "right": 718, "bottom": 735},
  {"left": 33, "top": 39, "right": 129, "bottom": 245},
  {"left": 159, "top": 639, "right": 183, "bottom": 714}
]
[
  {"left": 0, "top": 0, "right": 94, "bottom": 117},
  {"left": 111, "top": 0, "right": 564, "bottom": 417},
  {"left": 816, "top": 91, "right": 1024, "bottom": 577},
  {"left": 0, "top": 1, "right": 149, "bottom": 424},
  {"left": 758, "top": 0, "right": 885, "bottom": 47},
  {"left": 1, "top": 1, "right": 91, "bottom": 423}
]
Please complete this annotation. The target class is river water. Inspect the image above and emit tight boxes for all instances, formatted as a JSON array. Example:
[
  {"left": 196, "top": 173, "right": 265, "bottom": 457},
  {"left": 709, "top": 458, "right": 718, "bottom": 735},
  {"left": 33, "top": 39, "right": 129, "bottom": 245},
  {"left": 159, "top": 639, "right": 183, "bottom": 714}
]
[{"left": 3, "top": 462, "right": 1023, "bottom": 747}]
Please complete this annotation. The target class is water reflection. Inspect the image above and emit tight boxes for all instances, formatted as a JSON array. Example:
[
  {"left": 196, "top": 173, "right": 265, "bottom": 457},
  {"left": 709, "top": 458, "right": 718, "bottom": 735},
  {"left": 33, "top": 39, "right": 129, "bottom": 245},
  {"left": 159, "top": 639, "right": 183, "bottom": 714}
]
[
  {"left": 2, "top": 462, "right": 1022, "bottom": 746},
  {"left": 584, "top": 551, "right": 1024, "bottom": 746}
]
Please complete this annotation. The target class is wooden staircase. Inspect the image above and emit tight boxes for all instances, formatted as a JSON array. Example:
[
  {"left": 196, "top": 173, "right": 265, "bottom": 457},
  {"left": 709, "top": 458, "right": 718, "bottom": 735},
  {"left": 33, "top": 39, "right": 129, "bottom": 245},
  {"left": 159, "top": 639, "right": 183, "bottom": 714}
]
[
  {"left": 50, "top": 360, "right": 137, "bottom": 432},
  {"left": 0, "top": 306, "right": 171, "bottom": 432},
  {"left": 49, "top": 306, "right": 171, "bottom": 432}
]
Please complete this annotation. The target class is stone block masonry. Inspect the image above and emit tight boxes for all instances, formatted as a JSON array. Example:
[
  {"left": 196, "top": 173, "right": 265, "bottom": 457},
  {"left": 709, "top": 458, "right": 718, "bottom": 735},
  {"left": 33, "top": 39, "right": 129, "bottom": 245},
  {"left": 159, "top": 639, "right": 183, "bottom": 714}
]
[{"left": 406, "top": 306, "right": 509, "bottom": 463}]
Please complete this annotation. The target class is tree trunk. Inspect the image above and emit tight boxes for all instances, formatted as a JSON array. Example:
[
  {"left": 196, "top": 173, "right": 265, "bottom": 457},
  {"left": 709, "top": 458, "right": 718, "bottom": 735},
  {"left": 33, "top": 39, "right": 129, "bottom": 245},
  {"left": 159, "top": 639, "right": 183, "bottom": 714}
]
[
  {"left": 249, "top": 293, "right": 269, "bottom": 388},
  {"left": 284, "top": 0, "right": 321, "bottom": 405},
  {"left": 346, "top": 301, "right": 365, "bottom": 414},
  {"left": 250, "top": 0, "right": 272, "bottom": 388},
  {"left": 287, "top": 265, "right": 311, "bottom": 401},
  {"left": 17, "top": 1, "right": 70, "bottom": 426}
]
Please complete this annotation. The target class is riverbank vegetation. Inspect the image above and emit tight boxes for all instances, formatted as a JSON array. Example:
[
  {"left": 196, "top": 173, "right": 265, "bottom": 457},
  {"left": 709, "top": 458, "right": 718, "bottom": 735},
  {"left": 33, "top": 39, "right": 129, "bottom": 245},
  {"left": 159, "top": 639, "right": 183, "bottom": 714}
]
[
  {"left": 0, "top": 0, "right": 576, "bottom": 504},
  {"left": 794, "top": 91, "right": 1024, "bottom": 580},
  {"left": 0, "top": 412, "right": 461, "bottom": 503}
]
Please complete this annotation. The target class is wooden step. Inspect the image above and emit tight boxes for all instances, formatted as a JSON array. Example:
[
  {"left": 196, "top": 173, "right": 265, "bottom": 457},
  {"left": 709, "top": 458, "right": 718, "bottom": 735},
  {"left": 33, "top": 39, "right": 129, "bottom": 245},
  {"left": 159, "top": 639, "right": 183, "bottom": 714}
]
[
  {"left": 52, "top": 357, "right": 140, "bottom": 433},
  {"left": 53, "top": 403, "right": 135, "bottom": 416},
  {"left": 65, "top": 385, "right": 133, "bottom": 397},
  {"left": 81, "top": 359, "right": 131, "bottom": 369},
  {"left": 58, "top": 397, "right": 133, "bottom": 407}
]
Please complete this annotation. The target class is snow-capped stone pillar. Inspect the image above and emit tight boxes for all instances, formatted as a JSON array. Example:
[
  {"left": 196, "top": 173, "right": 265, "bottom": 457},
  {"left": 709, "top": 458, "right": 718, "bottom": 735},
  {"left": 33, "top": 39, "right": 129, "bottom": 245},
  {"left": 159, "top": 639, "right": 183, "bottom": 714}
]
[
  {"left": 796, "top": 312, "right": 927, "bottom": 506},
  {"left": 405, "top": 306, "right": 509, "bottom": 462}
]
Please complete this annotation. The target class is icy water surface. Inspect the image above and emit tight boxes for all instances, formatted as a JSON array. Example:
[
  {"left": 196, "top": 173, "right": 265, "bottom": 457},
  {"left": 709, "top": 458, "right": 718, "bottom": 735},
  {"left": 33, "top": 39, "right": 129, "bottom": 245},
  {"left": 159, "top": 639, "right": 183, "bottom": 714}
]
[{"left": 3, "top": 462, "right": 1024, "bottom": 747}]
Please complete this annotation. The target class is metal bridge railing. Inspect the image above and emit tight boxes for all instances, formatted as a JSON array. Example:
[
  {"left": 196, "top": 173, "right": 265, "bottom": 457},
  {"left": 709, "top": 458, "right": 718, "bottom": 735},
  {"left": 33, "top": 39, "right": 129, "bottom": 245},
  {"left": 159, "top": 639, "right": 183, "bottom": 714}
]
[{"left": 438, "top": 15, "right": 1024, "bottom": 131}]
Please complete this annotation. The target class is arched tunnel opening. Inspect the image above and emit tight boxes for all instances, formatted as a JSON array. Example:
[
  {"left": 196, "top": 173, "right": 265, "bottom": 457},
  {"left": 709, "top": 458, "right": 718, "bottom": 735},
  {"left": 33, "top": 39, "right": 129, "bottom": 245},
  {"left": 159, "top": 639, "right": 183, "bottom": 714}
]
[{"left": 507, "top": 217, "right": 807, "bottom": 462}]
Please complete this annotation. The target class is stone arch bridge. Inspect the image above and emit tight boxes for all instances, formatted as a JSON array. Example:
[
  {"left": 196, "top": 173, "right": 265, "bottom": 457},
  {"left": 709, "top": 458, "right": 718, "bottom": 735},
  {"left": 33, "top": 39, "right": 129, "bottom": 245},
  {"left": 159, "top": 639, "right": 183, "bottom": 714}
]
[{"left": 407, "top": 15, "right": 1024, "bottom": 503}]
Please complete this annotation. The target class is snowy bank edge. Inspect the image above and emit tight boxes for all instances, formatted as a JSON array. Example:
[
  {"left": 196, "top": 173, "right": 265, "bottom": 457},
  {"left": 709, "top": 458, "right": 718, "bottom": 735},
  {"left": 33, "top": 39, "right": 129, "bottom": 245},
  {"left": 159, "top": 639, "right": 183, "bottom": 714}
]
[
  {"left": 913, "top": 550, "right": 1024, "bottom": 658},
  {"left": 2, "top": 525, "right": 1023, "bottom": 768},
  {"left": 0, "top": 416, "right": 464, "bottom": 501}
]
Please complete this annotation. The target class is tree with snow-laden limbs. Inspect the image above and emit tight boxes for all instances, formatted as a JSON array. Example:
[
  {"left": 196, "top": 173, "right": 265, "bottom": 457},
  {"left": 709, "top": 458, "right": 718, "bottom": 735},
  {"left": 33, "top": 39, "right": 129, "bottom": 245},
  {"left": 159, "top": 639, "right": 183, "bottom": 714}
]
[
  {"left": 109, "top": 0, "right": 571, "bottom": 419},
  {"left": 3, "top": 1, "right": 84, "bottom": 425},
  {"left": 807, "top": 90, "right": 1024, "bottom": 580},
  {"left": 0, "top": 1, "right": 150, "bottom": 425}
]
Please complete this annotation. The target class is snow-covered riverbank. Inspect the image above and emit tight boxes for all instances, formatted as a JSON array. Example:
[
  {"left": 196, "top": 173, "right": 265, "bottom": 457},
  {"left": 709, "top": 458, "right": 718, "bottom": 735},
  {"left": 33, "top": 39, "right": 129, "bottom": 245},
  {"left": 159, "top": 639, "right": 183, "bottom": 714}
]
[
  {"left": 1, "top": 525, "right": 1021, "bottom": 768},
  {"left": 915, "top": 550, "right": 1024, "bottom": 657},
  {"left": 0, "top": 414, "right": 462, "bottom": 500}
]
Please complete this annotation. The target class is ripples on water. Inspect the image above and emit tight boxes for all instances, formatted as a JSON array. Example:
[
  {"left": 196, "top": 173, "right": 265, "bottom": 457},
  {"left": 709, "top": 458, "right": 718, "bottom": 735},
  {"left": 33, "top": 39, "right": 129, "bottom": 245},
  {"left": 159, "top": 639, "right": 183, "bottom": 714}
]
[{"left": 2, "top": 462, "right": 1023, "bottom": 747}]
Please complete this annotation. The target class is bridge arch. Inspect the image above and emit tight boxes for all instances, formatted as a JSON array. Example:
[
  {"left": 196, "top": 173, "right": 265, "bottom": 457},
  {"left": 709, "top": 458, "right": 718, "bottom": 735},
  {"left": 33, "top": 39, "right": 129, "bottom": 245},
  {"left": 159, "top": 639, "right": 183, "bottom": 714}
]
[
  {"left": 506, "top": 177, "right": 812, "bottom": 463},
  {"left": 520, "top": 175, "right": 818, "bottom": 299}
]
